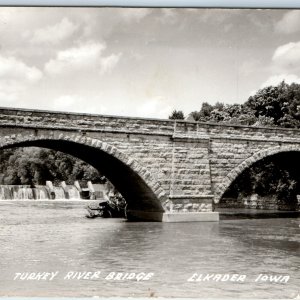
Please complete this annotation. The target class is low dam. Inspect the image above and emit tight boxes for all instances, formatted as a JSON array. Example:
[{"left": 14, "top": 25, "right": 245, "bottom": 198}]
[{"left": 0, "top": 181, "right": 108, "bottom": 200}]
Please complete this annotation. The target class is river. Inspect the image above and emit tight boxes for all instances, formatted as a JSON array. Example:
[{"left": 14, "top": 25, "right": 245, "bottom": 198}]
[{"left": 0, "top": 201, "right": 299, "bottom": 298}]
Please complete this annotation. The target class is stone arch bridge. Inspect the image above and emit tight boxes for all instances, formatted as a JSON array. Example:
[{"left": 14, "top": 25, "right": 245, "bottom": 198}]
[{"left": 1, "top": 107, "right": 300, "bottom": 222}]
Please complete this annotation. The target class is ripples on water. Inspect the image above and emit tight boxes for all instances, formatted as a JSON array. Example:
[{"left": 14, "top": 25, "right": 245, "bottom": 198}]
[{"left": 0, "top": 201, "right": 299, "bottom": 298}]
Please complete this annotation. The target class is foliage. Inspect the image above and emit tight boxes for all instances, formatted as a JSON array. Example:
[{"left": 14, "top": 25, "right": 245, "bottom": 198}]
[
  {"left": 0, "top": 147, "right": 103, "bottom": 186},
  {"left": 168, "top": 110, "right": 185, "bottom": 120},
  {"left": 225, "top": 158, "right": 299, "bottom": 206},
  {"left": 244, "top": 81, "right": 300, "bottom": 128},
  {"left": 177, "top": 81, "right": 300, "bottom": 128}
]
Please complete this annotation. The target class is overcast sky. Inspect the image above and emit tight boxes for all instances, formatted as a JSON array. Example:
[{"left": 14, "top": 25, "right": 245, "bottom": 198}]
[{"left": 0, "top": 7, "right": 300, "bottom": 118}]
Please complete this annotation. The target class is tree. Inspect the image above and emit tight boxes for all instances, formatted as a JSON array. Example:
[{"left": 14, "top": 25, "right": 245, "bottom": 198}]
[
  {"left": 169, "top": 110, "right": 185, "bottom": 120},
  {"left": 189, "top": 102, "right": 214, "bottom": 121},
  {"left": 224, "top": 156, "right": 299, "bottom": 208},
  {"left": 244, "top": 81, "right": 300, "bottom": 128},
  {"left": 0, "top": 147, "right": 103, "bottom": 185},
  {"left": 188, "top": 82, "right": 300, "bottom": 128}
]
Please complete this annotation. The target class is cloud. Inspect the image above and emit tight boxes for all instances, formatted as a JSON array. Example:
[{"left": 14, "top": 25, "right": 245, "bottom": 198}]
[
  {"left": 0, "top": 54, "right": 42, "bottom": 82},
  {"left": 0, "top": 54, "right": 42, "bottom": 105},
  {"left": 120, "top": 8, "right": 152, "bottom": 23},
  {"left": 261, "top": 74, "right": 300, "bottom": 88},
  {"left": 275, "top": 10, "right": 300, "bottom": 34},
  {"left": 99, "top": 53, "right": 122, "bottom": 74},
  {"left": 0, "top": 9, "right": 16, "bottom": 24},
  {"left": 272, "top": 41, "right": 300, "bottom": 70},
  {"left": 45, "top": 42, "right": 105, "bottom": 73},
  {"left": 257, "top": 40, "right": 300, "bottom": 90},
  {"left": 0, "top": 80, "right": 22, "bottom": 104},
  {"left": 136, "top": 96, "right": 172, "bottom": 118},
  {"left": 45, "top": 42, "right": 121, "bottom": 75},
  {"left": 30, "top": 17, "right": 79, "bottom": 45}
]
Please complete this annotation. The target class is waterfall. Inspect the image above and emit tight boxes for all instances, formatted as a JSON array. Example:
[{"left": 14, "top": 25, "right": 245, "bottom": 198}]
[
  {"left": 52, "top": 186, "right": 66, "bottom": 200},
  {"left": 34, "top": 186, "right": 51, "bottom": 200},
  {"left": 0, "top": 186, "right": 12, "bottom": 200},
  {"left": 0, "top": 184, "right": 81, "bottom": 200},
  {"left": 14, "top": 186, "right": 34, "bottom": 200},
  {"left": 66, "top": 185, "right": 81, "bottom": 199},
  {"left": 0, "top": 182, "right": 106, "bottom": 200}
]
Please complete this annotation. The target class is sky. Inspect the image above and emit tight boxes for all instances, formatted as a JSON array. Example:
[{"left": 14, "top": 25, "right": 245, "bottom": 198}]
[{"left": 0, "top": 7, "right": 300, "bottom": 118}]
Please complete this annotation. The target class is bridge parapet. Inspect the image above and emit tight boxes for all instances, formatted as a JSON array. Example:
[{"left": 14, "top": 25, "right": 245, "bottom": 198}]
[
  {"left": 0, "top": 107, "right": 174, "bottom": 136},
  {"left": 2, "top": 107, "right": 300, "bottom": 143},
  {"left": 174, "top": 121, "right": 300, "bottom": 143}
]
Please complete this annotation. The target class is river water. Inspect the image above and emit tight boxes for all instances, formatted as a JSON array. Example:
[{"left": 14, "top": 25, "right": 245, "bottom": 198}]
[{"left": 0, "top": 201, "right": 299, "bottom": 298}]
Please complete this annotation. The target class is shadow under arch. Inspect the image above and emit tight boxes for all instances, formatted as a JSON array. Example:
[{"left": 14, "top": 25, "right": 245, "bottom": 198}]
[
  {"left": 0, "top": 133, "right": 167, "bottom": 221},
  {"left": 214, "top": 145, "right": 300, "bottom": 204}
]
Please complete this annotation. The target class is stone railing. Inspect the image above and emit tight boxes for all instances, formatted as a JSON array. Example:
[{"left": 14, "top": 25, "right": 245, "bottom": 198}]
[{"left": 2, "top": 107, "right": 300, "bottom": 142}]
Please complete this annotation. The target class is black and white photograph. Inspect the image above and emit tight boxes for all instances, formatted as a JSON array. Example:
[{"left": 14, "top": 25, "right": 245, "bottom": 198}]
[{"left": 0, "top": 5, "right": 299, "bottom": 298}]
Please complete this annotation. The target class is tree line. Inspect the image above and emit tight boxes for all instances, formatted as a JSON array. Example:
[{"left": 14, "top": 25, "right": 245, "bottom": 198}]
[
  {"left": 169, "top": 81, "right": 300, "bottom": 128},
  {"left": 0, "top": 147, "right": 103, "bottom": 186}
]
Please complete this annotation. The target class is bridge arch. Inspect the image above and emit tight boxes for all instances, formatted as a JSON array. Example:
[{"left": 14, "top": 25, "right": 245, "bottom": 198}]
[
  {"left": 0, "top": 132, "right": 167, "bottom": 221},
  {"left": 214, "top": 145, "right": 300, "bottom": 204}
]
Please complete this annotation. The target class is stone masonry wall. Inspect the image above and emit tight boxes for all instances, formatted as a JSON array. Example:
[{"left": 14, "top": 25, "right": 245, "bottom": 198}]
[
  {"left": 2, "top": 108, "right": 300, "bottom": 213},
  {"left": 3, "top": 107, "right": 300, "bottom": 140},
  {"left": 219, "top": 194, "right": 300, "bottom": 211},
  {"left": 209, "top": 139, "right": 280, "bottom": 194}
]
